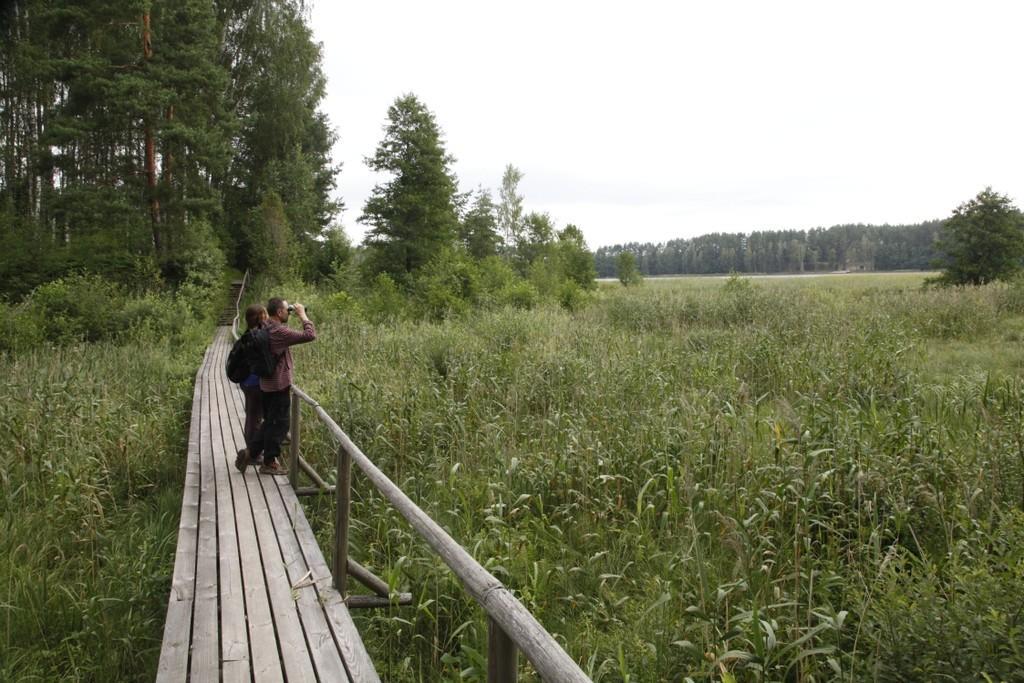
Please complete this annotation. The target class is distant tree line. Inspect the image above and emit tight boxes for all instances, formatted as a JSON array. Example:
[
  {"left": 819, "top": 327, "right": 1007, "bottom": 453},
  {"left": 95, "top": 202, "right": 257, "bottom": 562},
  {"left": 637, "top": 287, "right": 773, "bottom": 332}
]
[
  {"left": 0, "top": 0, "right": 337, "bottom": 298},
  {"left": 595, "top": 222, "right": 943, "bottom": 277}
]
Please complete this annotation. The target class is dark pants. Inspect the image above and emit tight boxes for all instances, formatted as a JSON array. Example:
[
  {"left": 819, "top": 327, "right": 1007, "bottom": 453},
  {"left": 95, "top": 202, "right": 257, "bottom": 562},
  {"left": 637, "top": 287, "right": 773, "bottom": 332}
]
[
  {"left": 252, "top": 388, "right": 290, "bottom": 465},
  {"left": 242, "top": 385, "right": 263, "bottom": 452}
]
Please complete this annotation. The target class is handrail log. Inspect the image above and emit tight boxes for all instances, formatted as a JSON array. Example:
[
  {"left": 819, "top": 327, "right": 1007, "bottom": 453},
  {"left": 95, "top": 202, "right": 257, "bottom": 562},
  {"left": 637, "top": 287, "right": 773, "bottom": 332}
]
[
  {"left": 348, "top": 558, "right": 391, "bottom": 597},
  {"left": 290, "top": 385, "right": 589, "bottom": 682},
  {"left": 230, "top": 270, "right": 247, "bottom": 339},
  {"left": 347, "top": 594, "right": 413, "bottom": 609},
  {"left": 298, "top": 455, "right": 331, "bottom": 490}
]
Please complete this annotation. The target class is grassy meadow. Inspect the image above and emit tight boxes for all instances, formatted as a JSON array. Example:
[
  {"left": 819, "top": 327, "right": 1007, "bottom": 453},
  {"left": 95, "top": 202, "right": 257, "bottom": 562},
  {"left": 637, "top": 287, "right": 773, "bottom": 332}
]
[
  {"left": 285, "top": 272, "right": 1024, "bottom": 682},
  {"left": 5, "top": 271, "right": 1024, "bottom": 681}
]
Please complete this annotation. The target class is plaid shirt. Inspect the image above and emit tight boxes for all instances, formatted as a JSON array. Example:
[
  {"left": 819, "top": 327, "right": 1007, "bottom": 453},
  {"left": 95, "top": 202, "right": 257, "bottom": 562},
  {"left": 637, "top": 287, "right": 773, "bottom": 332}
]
[{"left": 259, "top": 319, "right": 316, "bottom": 392}]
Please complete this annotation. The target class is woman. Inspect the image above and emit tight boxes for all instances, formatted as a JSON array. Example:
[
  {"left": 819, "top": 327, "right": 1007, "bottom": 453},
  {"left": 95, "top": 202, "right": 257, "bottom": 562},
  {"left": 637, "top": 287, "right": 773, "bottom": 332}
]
[{"left": 235, "top": 303, "right": 268, "bottom": 473}]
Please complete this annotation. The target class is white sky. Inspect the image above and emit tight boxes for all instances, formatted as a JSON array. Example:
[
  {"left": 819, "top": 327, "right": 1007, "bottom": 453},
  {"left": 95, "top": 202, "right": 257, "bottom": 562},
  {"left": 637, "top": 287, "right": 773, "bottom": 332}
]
[{"left": 309, "top": 0, "right": 1024, "bottom": 249}]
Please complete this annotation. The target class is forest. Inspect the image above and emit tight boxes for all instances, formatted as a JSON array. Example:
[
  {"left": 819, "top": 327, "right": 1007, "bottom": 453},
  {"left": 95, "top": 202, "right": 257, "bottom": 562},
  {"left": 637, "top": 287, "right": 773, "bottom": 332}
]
[
  {"left": 0, "top": 0, "right": 597, "bottom": 323},
  {"left": 0, "top": 0, "right": 338, "bottom": 300},
  {"left": 595, "top": 221, "right": 942, "bottom": 278}
]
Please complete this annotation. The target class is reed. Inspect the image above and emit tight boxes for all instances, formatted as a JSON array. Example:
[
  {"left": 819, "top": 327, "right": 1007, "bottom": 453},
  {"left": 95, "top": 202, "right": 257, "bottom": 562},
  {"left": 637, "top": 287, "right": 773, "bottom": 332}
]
[
  {"left": 290, "top": 276, "right": 1024, "bottom": 681},
  {"left": 0, "top": 329, "right": 207, "bottom": 681}
]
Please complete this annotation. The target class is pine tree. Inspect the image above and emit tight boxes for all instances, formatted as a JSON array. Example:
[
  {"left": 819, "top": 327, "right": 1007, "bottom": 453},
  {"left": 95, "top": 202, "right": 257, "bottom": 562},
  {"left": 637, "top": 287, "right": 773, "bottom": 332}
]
[
  {"left": 359, "top": 94, "right": 459, "bottom": 282},
  {"left": 459, "top": 189, "right": 501, "bottom": 258},
  {"left": 217, "top": 0, "right": 339, "bottom": 270}
]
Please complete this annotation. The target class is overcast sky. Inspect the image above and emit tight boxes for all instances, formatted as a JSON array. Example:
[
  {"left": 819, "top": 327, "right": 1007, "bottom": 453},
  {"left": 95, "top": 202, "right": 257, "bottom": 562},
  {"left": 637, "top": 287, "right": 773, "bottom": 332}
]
[{"left": 309, "top": 0, "right": 1024, "bottom": 249}]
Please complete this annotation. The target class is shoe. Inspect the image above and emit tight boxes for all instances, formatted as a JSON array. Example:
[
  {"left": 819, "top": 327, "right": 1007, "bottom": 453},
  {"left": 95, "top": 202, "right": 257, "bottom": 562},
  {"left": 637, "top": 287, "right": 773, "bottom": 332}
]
[
  {"left": 235, "top": 448, "right": 249, "bottom": 473},
  {"left": 259, "top": 461, "right": 289, "bottom": 476}
]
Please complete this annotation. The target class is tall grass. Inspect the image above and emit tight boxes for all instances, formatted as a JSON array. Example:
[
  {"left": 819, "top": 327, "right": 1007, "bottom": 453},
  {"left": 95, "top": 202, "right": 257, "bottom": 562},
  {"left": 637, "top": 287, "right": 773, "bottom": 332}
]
[
  {"left": 0, "top": 324, "right": 208, "bottom": 680},
  {"left": 7, "top": 273, "right": 1024, "bottom": 681},
  {"left": 287, "top": 277, "right": 1024, "bottom": 681}
]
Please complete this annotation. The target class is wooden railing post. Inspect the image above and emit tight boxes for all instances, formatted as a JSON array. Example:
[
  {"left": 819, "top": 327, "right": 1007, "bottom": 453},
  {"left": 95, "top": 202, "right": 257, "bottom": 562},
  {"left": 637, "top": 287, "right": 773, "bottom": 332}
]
[
  {"left": 488, "top": 617, "right": 518, "bottom": 682},
  {"left": 334, "top": 443, "right": 352, "bottom": 595},
  {"left": 289, "top": 392, "right": 300, "bottom": 489}
]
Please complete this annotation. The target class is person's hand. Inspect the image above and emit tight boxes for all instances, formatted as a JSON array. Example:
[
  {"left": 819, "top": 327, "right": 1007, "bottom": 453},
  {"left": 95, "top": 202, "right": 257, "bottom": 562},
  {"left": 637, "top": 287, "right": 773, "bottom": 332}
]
[{"left": 292, "top": 303, "right": 308, "bottom": 320}]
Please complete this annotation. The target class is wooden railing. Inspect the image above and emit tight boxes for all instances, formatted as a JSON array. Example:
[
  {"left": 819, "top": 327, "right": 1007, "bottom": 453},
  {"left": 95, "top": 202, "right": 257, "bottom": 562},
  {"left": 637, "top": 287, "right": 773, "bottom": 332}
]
[
  {"left": 231, "top": 277, "right": 590, "bottom": 682},
  {"left": 288, "top": 387, "right": 589, "bottom": 681},
  {"left": 229, "top": 269, "right": 249, "bottom": 340}
]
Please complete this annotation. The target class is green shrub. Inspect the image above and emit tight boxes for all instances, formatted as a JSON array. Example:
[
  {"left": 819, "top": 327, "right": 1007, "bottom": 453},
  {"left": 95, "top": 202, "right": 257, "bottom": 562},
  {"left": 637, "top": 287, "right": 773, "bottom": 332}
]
[
  {"left": 27, "top": 274, "right": 124, "bottom": 343},
  {"left": 557, "top": 280, "right": 589, "bottom": 311},
  {"left": 115, "top": 293, "right": 184, "bottom": 341},
  {"left": 475, "top": 256, "right": 518, "bottom": 307},
  {"left": 528, "top": 257, "right": 562, "bottom": 298},
  {"left": 712, "top": 274, "right": 764, "bottom": 326},
  {"left": 908, "top": 288, "right": 999, "bottom": 339},
  {"left": 414, "top": 250, "right": 481, "bottom": 320},
  {"left": 498, "top": 280, "right": 539, "bottom": 310},
  {"left": 318, "top": 290, "right": 359, "bottom": 319},
  {"left": 363, "top": 273, "right": 407, "bottom": 322},
  {"left": 997, "top": 276, "right": 1024, "bottom": 314},
  {"left": 4, "top": 272, "right": 210, "bottom": 351},
  {"left": 854, "top": 512, "right": 1024, "bottom": 681},
  {"left": 3, "top": 304, "right": 45, "bottom": 353}
]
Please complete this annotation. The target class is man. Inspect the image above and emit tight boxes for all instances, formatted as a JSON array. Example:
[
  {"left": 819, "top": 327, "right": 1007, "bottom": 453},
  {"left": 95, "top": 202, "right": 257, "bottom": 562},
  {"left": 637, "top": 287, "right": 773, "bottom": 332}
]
[{"left": 249, "top": 297, "right": 316, "bottom": 475}]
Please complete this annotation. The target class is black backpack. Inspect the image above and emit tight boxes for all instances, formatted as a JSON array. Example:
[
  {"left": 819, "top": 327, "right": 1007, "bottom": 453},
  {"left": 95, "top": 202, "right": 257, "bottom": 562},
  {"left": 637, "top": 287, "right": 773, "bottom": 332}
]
[{"left": 226, "top": 327, "right": 278, "bottom": 383}]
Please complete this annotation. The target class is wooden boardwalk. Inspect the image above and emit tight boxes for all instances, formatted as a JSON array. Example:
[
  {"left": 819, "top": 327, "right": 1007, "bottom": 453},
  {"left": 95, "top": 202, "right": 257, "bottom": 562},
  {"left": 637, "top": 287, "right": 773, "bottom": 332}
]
[{"left": 157, "top": 328, "right": 379, "bottom": 682}]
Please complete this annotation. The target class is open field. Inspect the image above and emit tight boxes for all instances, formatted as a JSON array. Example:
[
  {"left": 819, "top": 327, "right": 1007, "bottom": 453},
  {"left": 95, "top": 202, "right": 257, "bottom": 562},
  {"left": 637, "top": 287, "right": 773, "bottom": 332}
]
[
  {"left": 599, "top": 271, "right": 936, "bottom": 291},
  {"left": 287, "top": 273, "right": 1024, "bottom": 681}
]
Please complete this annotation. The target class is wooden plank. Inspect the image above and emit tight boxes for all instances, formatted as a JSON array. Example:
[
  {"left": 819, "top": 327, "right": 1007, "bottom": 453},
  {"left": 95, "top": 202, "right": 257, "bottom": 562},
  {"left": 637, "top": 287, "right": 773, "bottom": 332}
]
[
  {"left": 209, "top": 333, "right": 251, "bottom": 680},
  {"left": 272, "top": 465, "right": 381, "bottom": 682},
  {"left": 156, "top": 600, "right": 194, "bottom": 681},
  {"left": 260, "top": 465, "right": 351, "bottom": 682},
  {"left": 227, "top": 381, "right": 318, "bottom": 683},
  {"left": 233, "top": 374, "right": 376, "bottom": 680},
  {"left": 214, "top": 339, "right": 284, "bottom": 682},
  {"left": 219, "top": 333, "right": 317, "bottom": 682},
  {"left": 157, "top": 344, "right": 211, "bottom": 681},
  {"left": 190, "top": 338, "right": 221, "bottom": 682},
  {"left": 169, "top": 361, "right": 205, "bottom": 604}
]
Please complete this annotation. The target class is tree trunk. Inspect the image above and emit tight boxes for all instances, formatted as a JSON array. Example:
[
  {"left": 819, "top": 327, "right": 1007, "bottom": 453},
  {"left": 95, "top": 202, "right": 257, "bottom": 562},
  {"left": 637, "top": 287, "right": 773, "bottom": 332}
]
[
  {"left": 162, "top": 103, "right": 174, "bottom": 230},
  {"left": 142, "top": 11, "right": 161, "bottom": 252}
]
